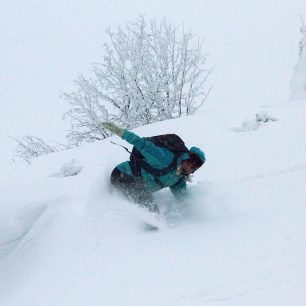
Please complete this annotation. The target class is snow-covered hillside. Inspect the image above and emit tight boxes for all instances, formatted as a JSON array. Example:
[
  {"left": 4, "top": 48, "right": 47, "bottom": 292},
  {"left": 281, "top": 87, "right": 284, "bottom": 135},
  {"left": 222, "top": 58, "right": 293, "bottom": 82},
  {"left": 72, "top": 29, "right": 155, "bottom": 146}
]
[{"left": 0, "top": 103, "right": 305, "bottom": 306}]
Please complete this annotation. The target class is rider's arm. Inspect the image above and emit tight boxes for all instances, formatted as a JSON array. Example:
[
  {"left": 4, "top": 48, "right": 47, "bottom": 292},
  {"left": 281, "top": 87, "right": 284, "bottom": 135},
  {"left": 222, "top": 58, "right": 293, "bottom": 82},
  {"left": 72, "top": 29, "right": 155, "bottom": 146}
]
[{"left": 122, "top": 130, "right": 174, "bottom": 167}]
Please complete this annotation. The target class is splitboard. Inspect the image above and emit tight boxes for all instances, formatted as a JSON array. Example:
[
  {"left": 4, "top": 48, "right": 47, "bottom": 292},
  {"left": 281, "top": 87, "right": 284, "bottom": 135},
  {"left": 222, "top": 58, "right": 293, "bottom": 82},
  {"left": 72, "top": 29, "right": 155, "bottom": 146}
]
[
  {"left": 136, "top": 208, "right": 166, "bottom": 232},
  {"left": 140, "top": 212, "right": 164, "bottom": 232},
  {"left": 108, "top": 183, "right": 166, "bottom": 231},
  {"left": 143, "top": 223, "right": 159, "bottom": 231}
]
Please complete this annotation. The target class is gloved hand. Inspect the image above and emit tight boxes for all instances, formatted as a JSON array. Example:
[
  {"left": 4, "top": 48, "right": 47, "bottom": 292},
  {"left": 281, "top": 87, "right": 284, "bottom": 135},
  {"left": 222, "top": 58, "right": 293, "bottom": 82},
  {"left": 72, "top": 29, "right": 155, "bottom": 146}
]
[{"left": 102, "top": 122, "right": 125, "bottom": 137}]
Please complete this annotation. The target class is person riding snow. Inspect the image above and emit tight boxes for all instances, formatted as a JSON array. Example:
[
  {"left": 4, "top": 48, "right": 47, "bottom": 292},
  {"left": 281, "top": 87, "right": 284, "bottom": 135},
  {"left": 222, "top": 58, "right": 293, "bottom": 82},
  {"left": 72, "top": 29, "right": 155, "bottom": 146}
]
[{"left": 102, "top": 122, "right": 205, "bottom": 213}]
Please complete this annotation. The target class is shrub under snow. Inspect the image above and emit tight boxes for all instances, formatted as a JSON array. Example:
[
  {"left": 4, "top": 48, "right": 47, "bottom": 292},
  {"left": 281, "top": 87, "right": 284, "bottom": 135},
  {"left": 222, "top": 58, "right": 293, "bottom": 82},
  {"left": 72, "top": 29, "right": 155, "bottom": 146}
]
[
  {"left": 60, "top": 159, "right": 83, "bottom": 177},
  {"left": 238, "top": 111, "right": 278, "bottom": 132}
]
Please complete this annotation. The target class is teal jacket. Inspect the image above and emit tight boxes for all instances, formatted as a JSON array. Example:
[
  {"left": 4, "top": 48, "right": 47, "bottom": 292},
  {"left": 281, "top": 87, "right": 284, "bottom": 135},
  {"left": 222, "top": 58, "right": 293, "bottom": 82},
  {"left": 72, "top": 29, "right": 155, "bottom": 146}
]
[{"left": 116, "top": 130, "right": 205, "bottom": 201}]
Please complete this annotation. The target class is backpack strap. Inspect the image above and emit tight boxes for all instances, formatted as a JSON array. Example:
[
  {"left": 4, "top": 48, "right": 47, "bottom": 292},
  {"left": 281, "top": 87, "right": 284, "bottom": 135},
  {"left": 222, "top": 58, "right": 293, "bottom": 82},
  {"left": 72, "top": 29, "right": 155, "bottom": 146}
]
[
  {"left": 130, "top": 151, "right": 183, "bottom": 177},
  {"left": 110, "top": 141, "right": 132, "bottom": 154}
]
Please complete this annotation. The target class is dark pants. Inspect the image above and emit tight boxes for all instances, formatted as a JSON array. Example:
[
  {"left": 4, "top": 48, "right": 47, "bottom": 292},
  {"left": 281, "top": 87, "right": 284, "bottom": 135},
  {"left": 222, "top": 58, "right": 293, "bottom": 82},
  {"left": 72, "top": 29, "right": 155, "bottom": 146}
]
[{"left": 110, "top": 167, "right": 159, "bottom": 213}]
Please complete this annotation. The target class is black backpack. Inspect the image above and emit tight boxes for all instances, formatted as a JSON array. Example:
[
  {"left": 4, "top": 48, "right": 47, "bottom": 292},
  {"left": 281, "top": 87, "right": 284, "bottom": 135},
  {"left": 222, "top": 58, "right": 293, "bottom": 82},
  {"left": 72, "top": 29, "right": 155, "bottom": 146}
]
[{"left": 129, "top": 134, "right": 189, "bottom": 177}]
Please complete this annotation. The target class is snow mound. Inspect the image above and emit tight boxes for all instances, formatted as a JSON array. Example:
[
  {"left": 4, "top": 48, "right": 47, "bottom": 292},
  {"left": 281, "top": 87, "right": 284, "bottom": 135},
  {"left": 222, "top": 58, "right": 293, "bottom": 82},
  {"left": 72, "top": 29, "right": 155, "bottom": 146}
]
[
  {"left": 234, "top": 110, "right": 278, "bottom": 132},
  {"left": 60, "top": 159, "right": 83, "bottom": 177}
]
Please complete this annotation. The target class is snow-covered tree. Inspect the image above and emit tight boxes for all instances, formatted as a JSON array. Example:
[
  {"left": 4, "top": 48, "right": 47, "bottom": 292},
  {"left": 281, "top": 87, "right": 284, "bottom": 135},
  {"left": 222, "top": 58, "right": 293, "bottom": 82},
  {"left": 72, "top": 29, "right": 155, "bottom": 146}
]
[
  {"left": 13, "top": 136, "right": 58, "bottom": 163},
  {"left": 299, "top": 18, "right": 306, "bottom": 57},
  {"left": 63, "top": 16, "right": 211, "bottom": 145},
  {"left": 13, "top": 135, "right": 74, "bottom": 163},
  {"left": 290, "top": 17, "right": 306, "bottom": 101}
]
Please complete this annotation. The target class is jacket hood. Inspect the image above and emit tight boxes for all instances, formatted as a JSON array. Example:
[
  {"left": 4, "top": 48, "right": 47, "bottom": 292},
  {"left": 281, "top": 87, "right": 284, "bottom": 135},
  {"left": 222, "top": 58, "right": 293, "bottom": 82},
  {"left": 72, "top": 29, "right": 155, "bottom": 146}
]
[
  {"left": 181, "top": 147, "right": 206, "bottom": 167},
  {"left": 189, "top": 147, "right": 205, "bottom": 163}
]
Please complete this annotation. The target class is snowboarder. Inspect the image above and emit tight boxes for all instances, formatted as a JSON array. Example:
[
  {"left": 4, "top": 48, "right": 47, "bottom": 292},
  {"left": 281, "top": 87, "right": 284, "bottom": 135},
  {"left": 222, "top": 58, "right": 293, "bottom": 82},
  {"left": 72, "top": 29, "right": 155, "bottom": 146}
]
[{"left": 102, "top": 122, "right": 205, "bottom": 213}]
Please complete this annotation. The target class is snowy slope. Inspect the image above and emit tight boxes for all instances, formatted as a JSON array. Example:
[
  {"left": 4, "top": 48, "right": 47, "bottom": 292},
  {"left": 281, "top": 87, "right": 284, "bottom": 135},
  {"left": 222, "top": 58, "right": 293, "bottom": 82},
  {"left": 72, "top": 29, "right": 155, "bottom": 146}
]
[{"left": 0, "top": 103, "right": 305, "bottom": 306}]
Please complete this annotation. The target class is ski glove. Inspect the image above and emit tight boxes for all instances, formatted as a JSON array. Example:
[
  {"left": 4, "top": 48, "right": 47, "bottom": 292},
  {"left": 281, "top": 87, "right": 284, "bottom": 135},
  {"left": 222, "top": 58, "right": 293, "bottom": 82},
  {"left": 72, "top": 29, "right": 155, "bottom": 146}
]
[{"left": 102, "top": 122, "right": 125, "bottom": 137}]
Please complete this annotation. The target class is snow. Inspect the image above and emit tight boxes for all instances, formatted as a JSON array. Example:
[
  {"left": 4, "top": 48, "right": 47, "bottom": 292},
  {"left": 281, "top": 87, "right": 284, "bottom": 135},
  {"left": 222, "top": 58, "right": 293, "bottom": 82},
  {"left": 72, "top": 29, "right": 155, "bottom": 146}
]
[
  {"left": 0, "top": 103, "right": 306, "bottom": 306},
  {"left": 1, "top": 0, "right": 305, "bottom": 166},
  {"left": 290, "top": 20, "right": 306, "bottom": 101},
  {"left": 59, "top": 159, "right": 83, "bottom": 177},
  {"left": 1, "top": 0, "right": 306, "bottom": 305}
]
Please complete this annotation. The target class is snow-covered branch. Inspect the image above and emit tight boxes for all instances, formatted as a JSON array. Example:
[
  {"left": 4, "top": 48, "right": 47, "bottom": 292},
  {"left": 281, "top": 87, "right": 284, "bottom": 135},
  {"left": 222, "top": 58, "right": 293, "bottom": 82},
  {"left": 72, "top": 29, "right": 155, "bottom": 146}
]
[
  {"left": 63, "top": 16, "right": 211, "bottom": 145},
  {"left": 13, "top": 136, "right": 59, "bottom": 163}
]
